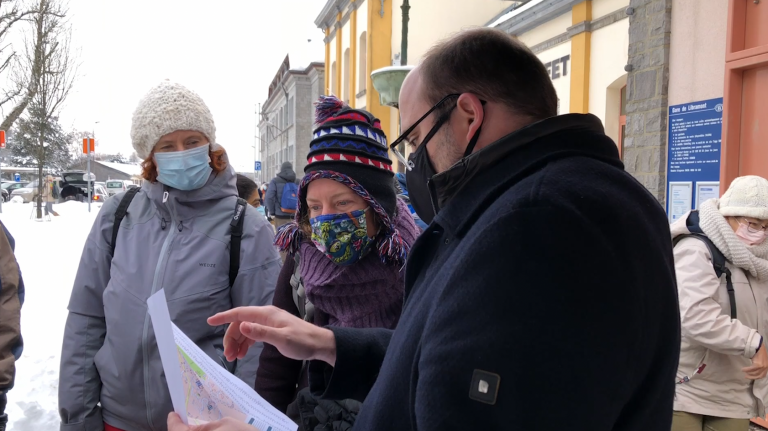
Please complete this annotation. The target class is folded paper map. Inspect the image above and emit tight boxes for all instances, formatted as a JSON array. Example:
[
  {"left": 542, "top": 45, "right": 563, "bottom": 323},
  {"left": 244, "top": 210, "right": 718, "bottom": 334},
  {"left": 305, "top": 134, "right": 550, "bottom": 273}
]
[{"left": 148, "top": 289, "right": 297, "bottom": 431}]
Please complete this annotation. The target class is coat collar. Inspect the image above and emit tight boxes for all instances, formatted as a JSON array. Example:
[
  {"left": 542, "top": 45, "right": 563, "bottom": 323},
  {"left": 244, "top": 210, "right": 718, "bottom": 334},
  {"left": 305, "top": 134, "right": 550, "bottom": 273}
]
[{"left": 431, "top": 114, "right": 623, "bottom": 237}]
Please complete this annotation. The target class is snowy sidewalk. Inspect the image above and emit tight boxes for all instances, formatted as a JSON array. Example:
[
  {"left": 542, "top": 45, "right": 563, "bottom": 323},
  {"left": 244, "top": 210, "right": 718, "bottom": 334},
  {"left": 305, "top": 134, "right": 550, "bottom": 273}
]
[{"left": 1, "top": 201, "right": 101, "bottom": 431}]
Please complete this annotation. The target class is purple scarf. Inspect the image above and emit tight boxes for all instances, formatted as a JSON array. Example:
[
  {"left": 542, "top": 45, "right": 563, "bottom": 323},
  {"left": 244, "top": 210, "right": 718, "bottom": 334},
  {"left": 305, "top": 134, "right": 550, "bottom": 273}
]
[{"left": 300, "top": 199, "right": 420, "bottom": 329}]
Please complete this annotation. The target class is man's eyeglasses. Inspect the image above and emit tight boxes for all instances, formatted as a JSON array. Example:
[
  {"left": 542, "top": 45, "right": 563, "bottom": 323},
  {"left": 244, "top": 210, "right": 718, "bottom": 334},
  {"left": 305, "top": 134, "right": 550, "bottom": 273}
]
[{"left": 389, "top": 94, "right": 461, "bottom": 171}]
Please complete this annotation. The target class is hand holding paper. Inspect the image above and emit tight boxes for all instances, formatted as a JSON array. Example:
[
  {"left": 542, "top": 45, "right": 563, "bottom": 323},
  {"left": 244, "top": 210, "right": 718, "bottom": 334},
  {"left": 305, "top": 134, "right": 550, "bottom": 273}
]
[
  {"left": 148, "top": 290, "right": 297, "bottom": 431},
  {"left": 168, "top": 412, "right": 262, "bottom": 431},
  {"left": 208, "top": 305, "right": 337, "bottom": 366}
]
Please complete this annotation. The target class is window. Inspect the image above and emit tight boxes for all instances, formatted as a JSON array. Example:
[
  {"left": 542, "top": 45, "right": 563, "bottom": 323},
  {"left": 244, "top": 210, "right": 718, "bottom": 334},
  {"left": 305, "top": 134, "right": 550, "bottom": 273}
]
[
  {"left": 331, "top": 61, "right": 337, "bottom": 95},
  {"left": 287, "top": 97, "right": 294, "bottom": 126},
  {"left": 619, "top": 85, "right": 627, "bottom": 158},
  {"left": 359, "top": 32, "right": 367, "bottom": 93},
  {"left": 343, "top": 48, "right": 351, "bottom": 103}
]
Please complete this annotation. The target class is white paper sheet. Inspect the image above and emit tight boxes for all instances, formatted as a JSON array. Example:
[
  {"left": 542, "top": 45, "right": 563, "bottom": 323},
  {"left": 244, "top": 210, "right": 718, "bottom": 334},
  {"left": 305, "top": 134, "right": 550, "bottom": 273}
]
[{"left": 148, "top": 289, "right": 297, "bottom": 431}]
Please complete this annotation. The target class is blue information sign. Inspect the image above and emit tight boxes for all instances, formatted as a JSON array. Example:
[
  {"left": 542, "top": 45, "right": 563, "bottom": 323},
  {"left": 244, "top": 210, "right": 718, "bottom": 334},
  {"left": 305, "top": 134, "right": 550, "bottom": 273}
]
[
  {"left": 254, "top": 161, "right": 262, "bottom": 171},
  {"left": 666, "top": 97, "right": 723, "bottom": 223},
  {"left": 13, "top": 173, "right": 19, "bottom": 182}
]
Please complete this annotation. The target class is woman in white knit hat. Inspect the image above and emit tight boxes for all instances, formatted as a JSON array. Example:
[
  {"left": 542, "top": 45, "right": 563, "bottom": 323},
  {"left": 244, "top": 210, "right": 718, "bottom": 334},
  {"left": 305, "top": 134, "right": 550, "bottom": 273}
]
[
  {"left": 671, "top": 175, "right": 768, "bottom": 431},
  {"left": 58, "top": 81, "right": 281, "bottom": 431}
]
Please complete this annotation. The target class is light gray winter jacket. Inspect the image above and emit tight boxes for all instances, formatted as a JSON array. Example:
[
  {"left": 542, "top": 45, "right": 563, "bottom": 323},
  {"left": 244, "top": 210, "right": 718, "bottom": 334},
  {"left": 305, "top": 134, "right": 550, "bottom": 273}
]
[{"left": 58, "top": 165, "right": 281, "bottom": 431}]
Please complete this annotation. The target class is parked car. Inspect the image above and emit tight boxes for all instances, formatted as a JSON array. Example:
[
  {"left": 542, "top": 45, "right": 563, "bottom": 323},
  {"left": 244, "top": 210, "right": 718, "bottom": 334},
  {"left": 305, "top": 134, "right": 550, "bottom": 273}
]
[
  {"left": 10, "top": 182, "right": 39, "bottom": 203},
  {"left": 59, "top": 171, "right": 105, "bottom": 203},
  {"left": 106, "top": 180, "right": 134, "bottom": 197},
  {"left": 2, "top": 182, "right": 28, "bottom": 202},
  {"left": 91, "top": 184, "right": 109, "bottom": 202}
]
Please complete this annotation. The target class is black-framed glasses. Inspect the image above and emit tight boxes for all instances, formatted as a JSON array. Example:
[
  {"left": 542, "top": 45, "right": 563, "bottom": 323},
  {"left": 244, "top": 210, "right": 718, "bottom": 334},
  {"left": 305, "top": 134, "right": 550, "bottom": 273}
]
[{"left": 390, "top": 94, "right": 460, "bottom": 171}]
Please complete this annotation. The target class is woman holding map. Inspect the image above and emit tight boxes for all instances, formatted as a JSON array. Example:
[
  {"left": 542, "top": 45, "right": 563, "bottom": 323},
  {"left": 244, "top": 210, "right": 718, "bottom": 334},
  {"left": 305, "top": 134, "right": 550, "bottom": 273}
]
[
  {"left": 58, "top": 81, "right": 281, "bottom": 431},
  {"left": 253, "top": 96, "right": 419, "bottom": 427}
]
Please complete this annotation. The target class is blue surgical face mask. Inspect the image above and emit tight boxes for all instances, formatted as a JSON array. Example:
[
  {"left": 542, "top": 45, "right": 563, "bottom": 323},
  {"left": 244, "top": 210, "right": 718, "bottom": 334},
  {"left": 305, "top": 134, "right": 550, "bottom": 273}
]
[{"left": 154, "top": 144, "right": 213, "bottom": 191}]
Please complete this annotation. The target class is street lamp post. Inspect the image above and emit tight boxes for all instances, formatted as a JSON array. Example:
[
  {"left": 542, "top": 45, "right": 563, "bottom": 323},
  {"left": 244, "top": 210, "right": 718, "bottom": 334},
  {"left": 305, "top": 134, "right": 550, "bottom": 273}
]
[{"left": 88, "top": 121, "right": 99, "bottom": 213}]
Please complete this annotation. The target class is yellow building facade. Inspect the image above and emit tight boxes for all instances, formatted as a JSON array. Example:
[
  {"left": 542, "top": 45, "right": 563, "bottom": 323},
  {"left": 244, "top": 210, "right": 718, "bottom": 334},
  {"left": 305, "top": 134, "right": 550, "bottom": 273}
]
[
  {"left": 316, "top": 0, "right": 394, "bottom": 148},
  {"left": 317, "top": 0, "right": 632, "bottom": 161}
]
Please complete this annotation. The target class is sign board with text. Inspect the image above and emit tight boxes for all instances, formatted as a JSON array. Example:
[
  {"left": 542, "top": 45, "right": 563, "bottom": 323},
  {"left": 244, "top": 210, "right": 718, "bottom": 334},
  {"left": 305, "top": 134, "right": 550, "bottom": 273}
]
[
  {"left": 254, "top": 161, "right": 261, "bottom": 171},
  {"left": 666, "top": 97, "right": 723, "bottom": 223}
]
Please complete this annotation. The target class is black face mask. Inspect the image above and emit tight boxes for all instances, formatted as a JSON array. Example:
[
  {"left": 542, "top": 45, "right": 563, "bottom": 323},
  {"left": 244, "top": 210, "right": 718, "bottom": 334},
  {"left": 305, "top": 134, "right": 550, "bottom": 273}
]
[
  {"left": 406, "top": 142, "right": 437, "bottom": 224},
  {"left": 406, "top": 122, "right": 483, "bottom": 224}
]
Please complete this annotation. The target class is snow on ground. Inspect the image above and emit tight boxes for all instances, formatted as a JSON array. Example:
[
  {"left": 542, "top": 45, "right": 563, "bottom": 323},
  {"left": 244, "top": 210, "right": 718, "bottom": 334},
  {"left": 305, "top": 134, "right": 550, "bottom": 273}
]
[{"left": 0, "top": 200, "right": 102, "bottom": 431}]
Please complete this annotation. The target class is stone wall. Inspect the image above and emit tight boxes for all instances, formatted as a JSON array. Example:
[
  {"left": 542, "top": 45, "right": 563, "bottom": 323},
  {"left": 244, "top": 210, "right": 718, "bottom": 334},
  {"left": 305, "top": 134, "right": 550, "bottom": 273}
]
[{"left": 622, "top": 0, "right": 671, "bottom": 204}]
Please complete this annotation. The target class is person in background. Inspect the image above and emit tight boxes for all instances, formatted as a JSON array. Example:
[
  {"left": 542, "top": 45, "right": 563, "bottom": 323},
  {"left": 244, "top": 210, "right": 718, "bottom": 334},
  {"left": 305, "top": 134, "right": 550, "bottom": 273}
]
[
  {"left": 42, "top": 175, "right": 60, "bottom": 217},
  {"left": 190, "top": 27, "right": 680, "bottom": 431},
  {"left": 236, "top": 174, "right": 267, "bottom": 218},
  {"left": 265, "top": 162, "right": 299, "bottom": 229},
  {"left": 394, "top": 172, "right": 427, "bottom": 231},
  {"left": 671, "top": 175, "right": 768, "bottom": 431},
  {"left": 0, "top": 220, "right": 24, "bottom": 431},
  {"left": 58, "top": 81, "right": 280, "bottom": 431},
  {"left": 255, "top": 97, "right": 419, "bottom": 429}
]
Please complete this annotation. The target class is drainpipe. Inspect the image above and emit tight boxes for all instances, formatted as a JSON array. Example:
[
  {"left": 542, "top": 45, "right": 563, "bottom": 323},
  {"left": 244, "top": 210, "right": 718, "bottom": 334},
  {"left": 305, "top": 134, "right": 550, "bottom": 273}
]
[{"left": 401, "top": 0, "right": 410, "bottom": 65}]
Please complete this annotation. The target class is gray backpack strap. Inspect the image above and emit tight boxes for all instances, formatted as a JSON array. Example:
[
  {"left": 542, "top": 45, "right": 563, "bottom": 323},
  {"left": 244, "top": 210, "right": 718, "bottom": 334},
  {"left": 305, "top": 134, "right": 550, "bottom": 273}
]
[{"left": 290, "top": 252, "right": 314, "bottom": 323}]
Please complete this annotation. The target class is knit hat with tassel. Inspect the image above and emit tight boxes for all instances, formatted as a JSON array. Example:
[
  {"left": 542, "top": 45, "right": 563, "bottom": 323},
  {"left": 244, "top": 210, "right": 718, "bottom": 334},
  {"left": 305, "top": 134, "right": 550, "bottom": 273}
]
[{"left": 274, "top": 95, "right": 408, "bottom": 266}]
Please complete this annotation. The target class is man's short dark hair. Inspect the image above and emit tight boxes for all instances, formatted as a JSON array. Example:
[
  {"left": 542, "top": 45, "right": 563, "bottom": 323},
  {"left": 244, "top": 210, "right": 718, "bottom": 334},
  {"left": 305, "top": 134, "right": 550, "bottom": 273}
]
[
  {"left": 420, "top": 28, "right": 558, "bottom": 121},
  {"left": 236, "top": 174, "right": 258, "bottom": 202}
]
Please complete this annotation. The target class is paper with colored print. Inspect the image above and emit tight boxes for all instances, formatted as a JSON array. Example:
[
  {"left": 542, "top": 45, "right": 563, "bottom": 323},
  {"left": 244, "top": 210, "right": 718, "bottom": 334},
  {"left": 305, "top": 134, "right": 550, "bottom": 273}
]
[{"left": 148, "top": 289, "right": 297, "bottom": 431}]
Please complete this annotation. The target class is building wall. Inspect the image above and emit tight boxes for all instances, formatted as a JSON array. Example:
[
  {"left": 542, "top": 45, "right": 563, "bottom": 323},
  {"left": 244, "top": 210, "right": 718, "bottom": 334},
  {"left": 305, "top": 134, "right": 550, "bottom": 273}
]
[
  {"left": 537, "top": 41, "right": 573, "bottom": 115},
  {"left": 356, "top": 1, "right": 368, "bottom": 108},
  {"left": 517, "top": 12, "right": 572, "bottom": 47},
  {"left": 390, "top": 0, "right": 510, "bottom": 65},
  {"left": 590, "top": 17, "right": 629, "bottom": 144},
  {"left": 592, "top": 0, "right": 629, "bottom": 19},
  {"left": 70, "top": 162, "right": 132, "bottom": 182},
  {"left": 668, "top": 0, "right": 727, "bottom": 106},
  {"left": 329, "top": 30, "right": 338, "bottom": 96}
]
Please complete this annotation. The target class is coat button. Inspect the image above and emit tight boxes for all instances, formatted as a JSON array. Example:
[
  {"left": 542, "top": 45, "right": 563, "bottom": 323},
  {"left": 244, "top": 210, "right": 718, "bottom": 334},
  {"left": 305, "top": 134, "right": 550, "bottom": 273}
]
[{"left": 444, "top": 238, "right": 450, "bottom": 244}]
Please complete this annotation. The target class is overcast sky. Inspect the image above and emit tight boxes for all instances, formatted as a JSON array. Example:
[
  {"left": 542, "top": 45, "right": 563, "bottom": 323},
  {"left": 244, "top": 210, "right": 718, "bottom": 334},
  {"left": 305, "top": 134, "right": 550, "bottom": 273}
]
[{"left": 56, "top": 0, "right": 325, "bottom": 172}]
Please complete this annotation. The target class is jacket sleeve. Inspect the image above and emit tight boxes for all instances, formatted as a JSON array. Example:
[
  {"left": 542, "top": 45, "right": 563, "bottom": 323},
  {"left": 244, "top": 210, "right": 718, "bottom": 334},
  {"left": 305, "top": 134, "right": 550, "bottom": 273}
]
[
  {"left": 265, "top": 179, "right": 278, "bottom": 216},
  {"left": 231, "top": 206, "right": 281, "bottom": 383},
  {"left": 0, "top": 221, "right": 23, "bottom": 393},
  {"left": 255, "top": 257, "right": 304, "bottom": 412},
  {"left": 675, "top": 238, "right": 761, "bottom": 358},
  {"left": 308, "top": 327, "right": 393, "bottom": 402},
  {"left": 59, "top": 197, "right": 120, "bottom": 431}
]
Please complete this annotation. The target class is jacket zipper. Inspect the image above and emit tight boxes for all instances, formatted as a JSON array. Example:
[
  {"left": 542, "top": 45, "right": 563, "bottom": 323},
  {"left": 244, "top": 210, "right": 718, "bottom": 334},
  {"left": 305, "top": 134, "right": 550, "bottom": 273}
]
[{"left": 141, "top": 189, "right": 177, "bottom": 430}]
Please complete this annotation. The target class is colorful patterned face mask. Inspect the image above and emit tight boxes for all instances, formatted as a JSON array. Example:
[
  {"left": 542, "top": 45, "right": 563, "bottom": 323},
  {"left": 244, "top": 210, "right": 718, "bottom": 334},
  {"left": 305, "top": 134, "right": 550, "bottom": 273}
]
[{"left": 310, "top": 208, "right": 374, "bottom": 266}]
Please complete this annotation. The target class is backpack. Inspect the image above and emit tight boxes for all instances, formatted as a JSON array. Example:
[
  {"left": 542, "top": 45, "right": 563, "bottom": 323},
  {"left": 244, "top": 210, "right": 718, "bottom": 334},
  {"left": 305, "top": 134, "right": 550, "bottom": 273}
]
[
  {"left": 109, "top": 187, "right": 246, "bottom": 289},
  {"left": 280, "top": 182, "right": 299, "bottom": 214},
  {"left": 673, "top": 211, "right": 736, "bottom": 319}
]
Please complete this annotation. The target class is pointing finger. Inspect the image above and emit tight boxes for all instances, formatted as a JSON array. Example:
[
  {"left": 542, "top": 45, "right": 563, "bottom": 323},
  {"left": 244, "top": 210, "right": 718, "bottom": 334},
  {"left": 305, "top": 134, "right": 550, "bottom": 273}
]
[{"left": 208, "top": 306, "right": 280, "bottom": 327}]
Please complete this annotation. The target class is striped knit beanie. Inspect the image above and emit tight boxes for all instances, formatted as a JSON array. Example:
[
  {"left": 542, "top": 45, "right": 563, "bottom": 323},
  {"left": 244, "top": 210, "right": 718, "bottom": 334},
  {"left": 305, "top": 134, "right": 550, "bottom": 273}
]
[{"left": 274, "top": 96, "right": 407, "bottom": 266}]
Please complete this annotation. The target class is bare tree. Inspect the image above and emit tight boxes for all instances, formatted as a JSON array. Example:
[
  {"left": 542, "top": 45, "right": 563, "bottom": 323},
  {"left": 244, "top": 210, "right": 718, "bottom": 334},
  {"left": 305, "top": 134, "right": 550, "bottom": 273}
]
[
  {"left": 1, "top": 0, "right": 69, "bottom": 132},
  {"left": 17, "top": 0, "right": 77, "bottom": 219},
  {"left": 0, "top": 1, "right": 35, "bottom": 112}
]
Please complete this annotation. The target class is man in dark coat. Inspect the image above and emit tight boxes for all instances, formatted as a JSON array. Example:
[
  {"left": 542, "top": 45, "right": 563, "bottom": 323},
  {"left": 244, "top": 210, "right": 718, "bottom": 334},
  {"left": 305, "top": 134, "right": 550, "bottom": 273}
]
[
  {"left": 265, "top": 162, "right": 299, "bottom": 230},
  {"left": 172, "top": 28, "right": 680, "bottom": 431}
]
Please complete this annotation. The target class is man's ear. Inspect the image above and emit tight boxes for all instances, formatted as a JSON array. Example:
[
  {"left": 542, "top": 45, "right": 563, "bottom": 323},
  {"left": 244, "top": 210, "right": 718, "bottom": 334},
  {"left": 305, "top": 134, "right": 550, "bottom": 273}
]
[{"left": 455, "top": 94, "right": 484, "bottom": 142}]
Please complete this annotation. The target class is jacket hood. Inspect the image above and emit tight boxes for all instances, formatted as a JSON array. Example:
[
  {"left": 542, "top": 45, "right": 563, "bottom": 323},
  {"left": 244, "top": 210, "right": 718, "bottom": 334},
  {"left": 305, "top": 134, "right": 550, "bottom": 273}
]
[
  {"left": 429, "top": 114, "right": 610, "bottom": 213},
  {"left": 277, "top": 166, "right": 297, "bottom": 183}
]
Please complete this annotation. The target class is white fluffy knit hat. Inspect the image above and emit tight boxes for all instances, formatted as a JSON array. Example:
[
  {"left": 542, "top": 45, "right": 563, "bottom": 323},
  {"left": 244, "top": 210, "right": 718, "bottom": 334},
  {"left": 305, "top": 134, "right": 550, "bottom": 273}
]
[
  {"left": 719, "top": 175, "right": 768, "bottom": 220},
  {"left": 130, "top": 81, "right": 216, "bottom": 160}
]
